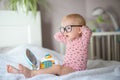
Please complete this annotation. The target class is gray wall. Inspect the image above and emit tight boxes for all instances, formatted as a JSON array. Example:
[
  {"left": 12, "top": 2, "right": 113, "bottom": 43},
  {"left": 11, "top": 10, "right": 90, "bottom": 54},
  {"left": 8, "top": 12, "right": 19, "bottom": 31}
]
[
  {"left": 0, "top": 0, "right": 120, "bottom": 53},
  {"left": 39, "top": 0, "right": 120, "bottom": 53}
]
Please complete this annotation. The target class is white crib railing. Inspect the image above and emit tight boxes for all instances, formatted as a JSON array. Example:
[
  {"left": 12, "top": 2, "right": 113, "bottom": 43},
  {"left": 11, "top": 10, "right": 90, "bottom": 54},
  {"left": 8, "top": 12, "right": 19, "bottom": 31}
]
[{"left": 89, "top": 32, "right": 120, "bottom": 61}]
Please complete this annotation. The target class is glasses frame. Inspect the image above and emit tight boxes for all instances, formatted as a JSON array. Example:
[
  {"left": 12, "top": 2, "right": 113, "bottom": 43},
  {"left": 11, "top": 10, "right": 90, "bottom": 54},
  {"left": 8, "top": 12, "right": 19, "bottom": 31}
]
[{"left": 60, "top": 25, "right": 82, "bottom": 33}]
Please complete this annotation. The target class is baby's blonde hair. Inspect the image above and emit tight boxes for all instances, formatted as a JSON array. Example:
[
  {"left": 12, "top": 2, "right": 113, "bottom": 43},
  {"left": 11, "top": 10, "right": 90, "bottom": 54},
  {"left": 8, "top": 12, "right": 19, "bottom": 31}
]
[{"left": 62, "top": 14, "right": 86, "bottom": 26}]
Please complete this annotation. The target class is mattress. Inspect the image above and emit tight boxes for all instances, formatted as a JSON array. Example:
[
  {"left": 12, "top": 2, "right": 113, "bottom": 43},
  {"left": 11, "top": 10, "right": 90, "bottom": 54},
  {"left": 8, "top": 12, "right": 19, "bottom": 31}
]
[{"left": 0, "top": 45, "right": 120, "bottom": 80}]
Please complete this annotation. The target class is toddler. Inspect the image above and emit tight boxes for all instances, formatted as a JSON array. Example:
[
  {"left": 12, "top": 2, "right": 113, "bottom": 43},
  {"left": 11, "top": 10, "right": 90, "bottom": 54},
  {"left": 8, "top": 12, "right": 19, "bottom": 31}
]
[{"left": 7, "top": 13, "right": 92, "bottom": 78}]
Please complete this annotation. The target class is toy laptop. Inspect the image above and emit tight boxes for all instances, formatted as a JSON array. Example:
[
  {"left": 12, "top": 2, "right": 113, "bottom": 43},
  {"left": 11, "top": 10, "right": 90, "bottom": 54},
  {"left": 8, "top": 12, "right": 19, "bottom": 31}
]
[
  {"left": 26, "top": 49, "right": 39, "bottom": 70},
  {"left": 25, "top": 49, "right": 55, "bottom": 70}
]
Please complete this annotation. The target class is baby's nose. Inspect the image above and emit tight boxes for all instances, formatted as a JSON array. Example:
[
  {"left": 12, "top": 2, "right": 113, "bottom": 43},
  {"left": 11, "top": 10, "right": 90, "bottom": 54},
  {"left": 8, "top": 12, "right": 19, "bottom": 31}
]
[
  {"left": 63, "top": 31, "right": 67, "bottom": 35},
  {"left": 63, "top": 32, "right": 68, "bottom": 37}
]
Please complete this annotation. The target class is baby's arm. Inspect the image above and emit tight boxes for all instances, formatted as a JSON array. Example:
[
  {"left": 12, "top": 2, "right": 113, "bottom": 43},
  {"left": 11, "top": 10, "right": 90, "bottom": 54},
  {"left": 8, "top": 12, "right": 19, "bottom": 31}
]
[
  {"left": 81, "top": 26, "right": 92, "bottom": 46},
  {"left": 54, "top": 32, "right": 67, "bottom": 44}
]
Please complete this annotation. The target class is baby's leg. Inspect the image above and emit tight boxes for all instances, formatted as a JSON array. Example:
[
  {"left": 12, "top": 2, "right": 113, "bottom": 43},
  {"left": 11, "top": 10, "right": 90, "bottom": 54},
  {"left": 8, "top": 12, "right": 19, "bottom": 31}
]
[{"left": 7, "top": 65, "right": 21, "bottom": 74}]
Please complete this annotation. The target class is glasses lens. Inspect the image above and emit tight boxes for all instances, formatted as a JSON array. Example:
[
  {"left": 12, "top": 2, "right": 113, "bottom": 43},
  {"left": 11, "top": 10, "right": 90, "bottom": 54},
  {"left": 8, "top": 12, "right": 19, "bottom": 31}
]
[
  {"left": 60, "top": 27, "right": 65, "bottom": 33},
  {"left": 65, "top": 25, "right": 72, "bottom": 32}
]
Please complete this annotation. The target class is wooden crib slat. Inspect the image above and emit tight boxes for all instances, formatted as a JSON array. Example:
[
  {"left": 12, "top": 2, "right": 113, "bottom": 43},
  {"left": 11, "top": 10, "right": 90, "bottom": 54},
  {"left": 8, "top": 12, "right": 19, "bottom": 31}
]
[
  {"left": 102, "top": 37, "right": 105, "bottom": 60},
  {"left": 96, "top": 37, "right": 101, "bottom": 59},
  {"left": 90, "top": 37, "right": 94, "bottom": 59},
  {"left": 111, "top": 36, "right": 115, "bottom": 60},
  {"left": 114, "top": 35, "right": 117, "bottom": 60},
  {"left": 107, "top": 35, "right": 111, "bottom": 60}
]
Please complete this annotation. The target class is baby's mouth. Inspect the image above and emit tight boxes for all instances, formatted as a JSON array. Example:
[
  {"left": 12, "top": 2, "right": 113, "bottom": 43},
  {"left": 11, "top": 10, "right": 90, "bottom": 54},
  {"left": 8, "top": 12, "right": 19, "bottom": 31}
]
[{"left": 65, "top": 35, "right": 69, "bottom": 37}]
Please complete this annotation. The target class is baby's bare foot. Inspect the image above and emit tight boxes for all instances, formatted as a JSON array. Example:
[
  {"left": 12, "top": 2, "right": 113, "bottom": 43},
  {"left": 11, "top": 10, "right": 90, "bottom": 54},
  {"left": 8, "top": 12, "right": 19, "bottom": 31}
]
[
  {"left": 19, "top": 64, "right": 32, "bottom": 78},
  {"left": 7, "top": 65, "right": 20, "bottom": 74},
  {"left": 7, "top": 64, "right": 32, "bottom": 78}
]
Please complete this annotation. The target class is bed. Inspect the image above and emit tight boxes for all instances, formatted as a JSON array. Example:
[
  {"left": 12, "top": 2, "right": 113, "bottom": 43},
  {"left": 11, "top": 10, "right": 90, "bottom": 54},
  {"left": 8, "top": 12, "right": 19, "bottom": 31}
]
[{"left": 0, "top": 11, "right": 120, "bottom": 80}]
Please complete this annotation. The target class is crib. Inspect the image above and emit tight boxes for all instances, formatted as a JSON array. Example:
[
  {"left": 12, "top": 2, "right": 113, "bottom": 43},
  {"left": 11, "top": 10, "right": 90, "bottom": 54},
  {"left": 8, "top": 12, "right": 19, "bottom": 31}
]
[{"left": 89, "top": 32, "right": 120, "bottom": 61}]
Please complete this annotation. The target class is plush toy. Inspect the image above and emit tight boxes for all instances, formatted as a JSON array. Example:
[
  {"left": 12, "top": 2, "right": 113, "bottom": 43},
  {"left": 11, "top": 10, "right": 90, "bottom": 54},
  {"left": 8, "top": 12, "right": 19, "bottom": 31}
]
[{"left": 40, "top": 54, "right": 55, "bottom": 69}]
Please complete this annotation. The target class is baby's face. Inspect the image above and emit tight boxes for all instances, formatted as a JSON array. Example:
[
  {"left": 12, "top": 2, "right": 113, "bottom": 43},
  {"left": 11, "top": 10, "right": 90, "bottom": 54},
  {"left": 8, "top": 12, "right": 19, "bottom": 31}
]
[{"left": 61, "top": 19, "right": 82, "bottom": 41}]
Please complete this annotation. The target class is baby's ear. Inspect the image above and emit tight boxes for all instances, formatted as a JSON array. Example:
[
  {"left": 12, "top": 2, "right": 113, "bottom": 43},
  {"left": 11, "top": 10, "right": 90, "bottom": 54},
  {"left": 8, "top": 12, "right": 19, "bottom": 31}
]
[{"left": 78, "top": 27, "right": 82, "bottom": 33}]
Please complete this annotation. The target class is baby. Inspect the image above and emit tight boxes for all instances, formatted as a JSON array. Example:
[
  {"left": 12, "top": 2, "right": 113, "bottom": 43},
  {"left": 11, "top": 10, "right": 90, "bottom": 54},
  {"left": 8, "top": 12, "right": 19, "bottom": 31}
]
[{"left": 7, "top": 13, "right": 92, "bottom": 78}]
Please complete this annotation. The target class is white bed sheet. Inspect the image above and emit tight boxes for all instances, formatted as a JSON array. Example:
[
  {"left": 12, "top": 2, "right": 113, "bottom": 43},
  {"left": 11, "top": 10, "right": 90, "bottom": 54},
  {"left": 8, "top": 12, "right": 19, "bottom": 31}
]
[{"left": 0, "top": 45, "right": 120, "bottom": 80}]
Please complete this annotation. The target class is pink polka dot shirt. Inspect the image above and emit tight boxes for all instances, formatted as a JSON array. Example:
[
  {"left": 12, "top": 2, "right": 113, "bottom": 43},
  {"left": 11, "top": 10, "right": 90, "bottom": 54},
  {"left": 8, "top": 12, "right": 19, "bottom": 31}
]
[{"left": 54, "top": 26, "right": 92, "bottom": 71}]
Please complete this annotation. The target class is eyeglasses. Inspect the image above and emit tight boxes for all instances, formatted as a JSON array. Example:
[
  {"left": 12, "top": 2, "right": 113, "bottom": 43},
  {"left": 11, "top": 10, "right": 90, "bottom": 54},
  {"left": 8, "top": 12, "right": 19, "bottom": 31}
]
[{"left": 60, "top": 25, "right": 82, "bottom": 33}]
